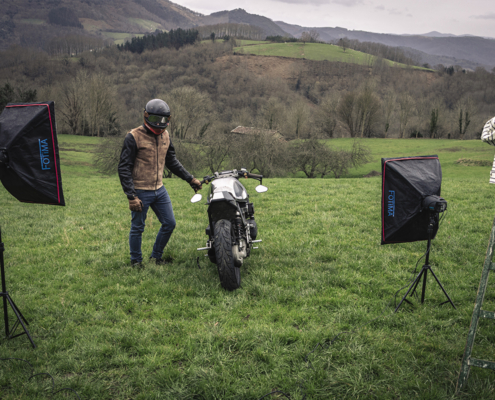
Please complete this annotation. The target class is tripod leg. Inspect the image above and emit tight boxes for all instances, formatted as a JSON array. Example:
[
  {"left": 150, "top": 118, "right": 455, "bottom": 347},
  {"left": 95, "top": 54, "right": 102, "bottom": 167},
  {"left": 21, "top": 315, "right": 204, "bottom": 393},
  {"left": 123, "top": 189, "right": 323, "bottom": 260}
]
[
  {"left": 428, "top": 268, "right": 456, "bottom": 309},
  {"left": 8, "top": 296, "right": 29, "bottom": 325},
  {"left": 5, "top": 295, "right": 35, "bottom": 348},
  {"left": 421, "top": 268, "right": 428, "bottom": 304},
  {"left": 2, "top": 294, "right": 8, "bottom": 339},
  {"left": 410, "top": 266, "right": 426, "bottom": 297},
  {"left": 395, "top": 267, "right": 426, "bottom": 313}
]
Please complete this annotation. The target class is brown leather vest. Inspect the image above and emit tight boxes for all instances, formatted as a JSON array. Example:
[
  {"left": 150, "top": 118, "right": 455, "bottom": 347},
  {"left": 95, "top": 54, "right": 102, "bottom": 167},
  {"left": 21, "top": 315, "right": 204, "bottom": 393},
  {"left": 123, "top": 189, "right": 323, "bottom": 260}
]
[{"left": 130, "top": 126, "right": 170, "bottom": 190}]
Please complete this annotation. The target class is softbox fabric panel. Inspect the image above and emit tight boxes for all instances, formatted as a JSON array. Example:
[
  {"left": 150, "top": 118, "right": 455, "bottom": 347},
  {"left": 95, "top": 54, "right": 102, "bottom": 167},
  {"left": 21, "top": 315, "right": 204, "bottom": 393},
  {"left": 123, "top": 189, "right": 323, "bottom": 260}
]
[
  {"left": 381, "top": 155, "right": 441, "bottom": 244},
  {"left": 0, "top": 102, "right": 65, "bottom": 206}
]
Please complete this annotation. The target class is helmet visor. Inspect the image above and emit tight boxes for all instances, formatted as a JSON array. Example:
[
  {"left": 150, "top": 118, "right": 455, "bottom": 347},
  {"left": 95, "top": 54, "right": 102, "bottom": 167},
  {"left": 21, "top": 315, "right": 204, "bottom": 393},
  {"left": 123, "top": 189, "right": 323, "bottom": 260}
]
[{"left": 147, "top": 114, "right": 171, "bottom": 126}]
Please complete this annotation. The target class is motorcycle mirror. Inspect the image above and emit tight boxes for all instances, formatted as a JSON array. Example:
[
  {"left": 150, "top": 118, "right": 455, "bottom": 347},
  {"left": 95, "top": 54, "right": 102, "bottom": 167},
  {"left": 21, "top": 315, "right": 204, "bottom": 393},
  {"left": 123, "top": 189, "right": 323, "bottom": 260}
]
[
  {"left": 255, "top": 185, "right": 268, "bottom": 193},
  {"left": 191, "top": 193, "right": 202, "bottom": 203}
]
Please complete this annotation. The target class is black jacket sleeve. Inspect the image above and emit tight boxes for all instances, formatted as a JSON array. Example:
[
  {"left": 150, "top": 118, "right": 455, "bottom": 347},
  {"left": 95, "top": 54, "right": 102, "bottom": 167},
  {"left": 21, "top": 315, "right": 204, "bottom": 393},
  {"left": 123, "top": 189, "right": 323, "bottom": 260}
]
[
  {"left": 165, "top": 140, "right": 194, "bottom": 183},
  {"left": 118, "top": 133, "right": 138, "bottom": 199}
]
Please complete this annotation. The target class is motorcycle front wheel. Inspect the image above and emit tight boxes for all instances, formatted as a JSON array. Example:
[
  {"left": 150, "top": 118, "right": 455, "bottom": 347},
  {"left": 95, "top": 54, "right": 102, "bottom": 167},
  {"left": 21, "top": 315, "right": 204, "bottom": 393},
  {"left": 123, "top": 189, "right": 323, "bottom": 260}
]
[{"left": 213, "top": 219, "right": 241, "bottom": 291}]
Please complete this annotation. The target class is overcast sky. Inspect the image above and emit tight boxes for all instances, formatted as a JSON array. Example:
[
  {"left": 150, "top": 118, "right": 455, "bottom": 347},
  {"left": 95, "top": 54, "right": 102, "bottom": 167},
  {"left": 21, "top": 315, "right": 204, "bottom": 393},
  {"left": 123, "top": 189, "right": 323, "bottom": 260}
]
[{"left": 174, "top": 0, "right": 495, "bottom": 38}]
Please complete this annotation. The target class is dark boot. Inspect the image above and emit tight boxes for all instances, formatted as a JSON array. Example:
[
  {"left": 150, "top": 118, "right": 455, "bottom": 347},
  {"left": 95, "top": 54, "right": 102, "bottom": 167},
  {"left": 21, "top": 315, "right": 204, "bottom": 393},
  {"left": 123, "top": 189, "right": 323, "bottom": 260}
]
[{"left": 149, "top": 256, "right": 173, "bottom": 265}]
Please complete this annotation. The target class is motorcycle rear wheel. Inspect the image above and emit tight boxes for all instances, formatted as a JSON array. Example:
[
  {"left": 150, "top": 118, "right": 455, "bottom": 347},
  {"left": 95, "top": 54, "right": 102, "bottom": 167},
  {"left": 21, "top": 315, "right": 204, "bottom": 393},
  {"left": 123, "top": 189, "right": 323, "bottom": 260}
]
[{"left": 213, "top": 219, "right": 241, "bottom": 291}]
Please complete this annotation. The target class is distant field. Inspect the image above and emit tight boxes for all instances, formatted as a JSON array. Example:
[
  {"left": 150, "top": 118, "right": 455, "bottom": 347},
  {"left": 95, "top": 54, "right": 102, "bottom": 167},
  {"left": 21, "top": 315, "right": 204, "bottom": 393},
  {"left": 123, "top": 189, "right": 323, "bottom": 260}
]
[
  {"left": 319, "top": 137, "right": 493, "bottom": 179},
  {"left": 234, "top": 41, "right": 427, "bottom": 69},
  {"left": 18, "top": 19, "right": 45, "bottom": 25},
  {"left": 235, "top": 40, "right": 270, "bottom": 46},
  {"left": 127, "top": 18, "right": 163, "bottom": 32}
]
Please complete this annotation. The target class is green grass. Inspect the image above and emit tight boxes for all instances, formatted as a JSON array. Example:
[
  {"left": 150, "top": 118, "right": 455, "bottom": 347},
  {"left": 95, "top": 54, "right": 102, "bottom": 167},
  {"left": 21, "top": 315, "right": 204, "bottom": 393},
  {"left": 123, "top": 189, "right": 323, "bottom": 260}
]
[
  {"left": 127, "top": 18, "right": 163, "bottom": 32},
  {"left": 234, "top": 42, "right": 428, "bottom": 69},
  {"left": 235, "top": 40, "right": 270, "bottom": 46},
  {"left": 1, "top": 136, "right": 495, "bottom": 399},
  {"left": 321, "top": 138, "right": 494, "bottom": 180},
  {"left": 18, "top": 19, "right": 45, "bottom": 25}
]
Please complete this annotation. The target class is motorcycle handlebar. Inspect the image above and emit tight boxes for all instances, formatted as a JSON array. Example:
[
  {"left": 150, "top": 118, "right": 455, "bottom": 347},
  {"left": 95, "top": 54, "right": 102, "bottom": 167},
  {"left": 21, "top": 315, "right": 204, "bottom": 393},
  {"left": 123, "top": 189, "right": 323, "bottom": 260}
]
[{"left": 200, "top": 170, "right": 263, "bottom": 185}]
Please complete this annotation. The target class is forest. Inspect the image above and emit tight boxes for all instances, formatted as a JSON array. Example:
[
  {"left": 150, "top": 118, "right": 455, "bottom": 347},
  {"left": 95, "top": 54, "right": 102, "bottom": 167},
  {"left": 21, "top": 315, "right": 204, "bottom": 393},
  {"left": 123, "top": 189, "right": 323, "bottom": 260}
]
[{"left": 0, "top": 35, "right": 494, "bottom": 177}]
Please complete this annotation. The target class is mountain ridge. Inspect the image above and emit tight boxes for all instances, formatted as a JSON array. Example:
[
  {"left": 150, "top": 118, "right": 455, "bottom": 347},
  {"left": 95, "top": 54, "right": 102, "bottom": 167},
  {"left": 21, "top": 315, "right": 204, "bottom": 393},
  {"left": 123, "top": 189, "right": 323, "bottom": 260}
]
[
  {"left": 275, "top": 20, "right": 495, "bottom": 69},
  {"left": 1, "top": 1, "right": 494, "bottom": 69}
]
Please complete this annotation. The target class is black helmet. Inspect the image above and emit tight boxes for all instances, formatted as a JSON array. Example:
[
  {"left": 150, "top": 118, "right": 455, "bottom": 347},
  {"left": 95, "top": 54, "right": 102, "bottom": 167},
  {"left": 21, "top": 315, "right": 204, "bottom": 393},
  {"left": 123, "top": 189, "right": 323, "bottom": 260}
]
[{"left": 144, "top": 99, "right": 171, "bottom": 129}]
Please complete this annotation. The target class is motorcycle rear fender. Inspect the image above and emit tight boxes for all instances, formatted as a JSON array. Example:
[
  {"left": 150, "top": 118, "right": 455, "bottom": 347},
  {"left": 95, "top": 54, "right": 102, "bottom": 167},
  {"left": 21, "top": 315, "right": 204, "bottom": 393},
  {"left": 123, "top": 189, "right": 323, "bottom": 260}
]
[{"left": 208, "top": 197, "right": 239, "bottom": 223}]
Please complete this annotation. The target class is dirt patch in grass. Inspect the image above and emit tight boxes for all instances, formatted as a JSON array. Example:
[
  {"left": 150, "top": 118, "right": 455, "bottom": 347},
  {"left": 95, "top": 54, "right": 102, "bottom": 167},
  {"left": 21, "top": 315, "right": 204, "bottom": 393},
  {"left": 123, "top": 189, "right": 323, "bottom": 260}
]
[
  {"left": 214, "top": 54, "right": 302, "bottom": 81},
  {"left": 442, "top": 147, "right": 467, "bottom": 152},
  {"left": 455, "top": 158, "right": 492, "bottom": 166},
  {"left": 60, "top": 147, "right": 95, "bottom": 153},
  {"left": 363, "top": 170, "right": 381, "bottom": 177}
]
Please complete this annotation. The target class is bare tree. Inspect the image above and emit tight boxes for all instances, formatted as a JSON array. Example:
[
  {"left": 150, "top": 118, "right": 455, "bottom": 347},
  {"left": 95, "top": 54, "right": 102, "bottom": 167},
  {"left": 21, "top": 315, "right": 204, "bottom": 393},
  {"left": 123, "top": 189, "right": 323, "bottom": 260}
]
[
  {"left": 356, "top": 83, "right": 381, "bottom": 137},
  {"left": 337, "top": 92, "right": 358, "bottom": 137},
  {"left": 301, "top": 30, "right": 319, "bottom": 43},
  {"left": 314, "top": 95, "right": 338, "bottom": 138},
  {"left": 427, "top": 99, "right": 445, "bottom": 138},
  {"left": 260, "top": 97, "right": 285, "bottom": 130},
  {"left": 455, "top": 96, "right": 477, "bottom": 139},
  {"left": 309, "top": 29, "right": 320, "bottom": 42},
  {"left": 291, "top": 139, "right": 370, "bottom": 178},
  {"left": 167, "top": 86, "right": 212, "bottom": 141},
  {"left": 59, "top": 72, "right": 86, "bottom": 135},
  {"left": 283, "top": 100, "right": 311, "bottom": 139},
  {"left": 87, "top": 73, "right": 118, "bottom": 137},
  {"left": 337, "top": 84, "right": 381, "bottom": 138},
  {"left": 228, "top": 131, "right": 289, "bottom": 177},
  {"left": 338, "top": 37, "right": 349, "bottom": 52},
  {"left": 202, "top": 128, "right": 232, "bottom": 174},
  {"left": 382, "top": 89, "right": 396, "bottom": 138},
  {"left": 398, "top": 93, "right": 415, "bottom": 138}
]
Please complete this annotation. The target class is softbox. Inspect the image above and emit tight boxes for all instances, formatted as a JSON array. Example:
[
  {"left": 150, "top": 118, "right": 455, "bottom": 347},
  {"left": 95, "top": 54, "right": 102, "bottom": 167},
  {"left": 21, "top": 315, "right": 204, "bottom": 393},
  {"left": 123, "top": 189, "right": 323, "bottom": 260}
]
[
  {"left": 0, "top": 102, "right": 65, "bottom": 206},
  {"left": 381, "top": 155, "right": 441, "bottom": 244}
]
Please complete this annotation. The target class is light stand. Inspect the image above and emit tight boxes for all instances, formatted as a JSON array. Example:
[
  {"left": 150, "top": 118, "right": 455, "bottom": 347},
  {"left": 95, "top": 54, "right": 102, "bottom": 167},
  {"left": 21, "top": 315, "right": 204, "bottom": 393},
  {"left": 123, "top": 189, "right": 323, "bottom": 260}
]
[
  {"left": 0, "top": 227, "right": 36, "bottom": 348},
  {"left": 394, "top": 212, "right": 456, "bottom": 313}
]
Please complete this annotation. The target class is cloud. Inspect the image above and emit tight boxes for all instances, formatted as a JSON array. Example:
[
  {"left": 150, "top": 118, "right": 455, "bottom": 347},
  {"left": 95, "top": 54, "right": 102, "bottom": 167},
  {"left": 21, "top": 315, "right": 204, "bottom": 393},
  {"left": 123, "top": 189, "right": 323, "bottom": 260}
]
[
  {"left": 273, "top": 0, "right": 363, "bottom": 6},
  {"left": 374, "top": 5, "right": 412, "bottom": 17},
  {"left": 472, "top": 13, "right": 495, "bottom": 20},
  {"left": 331, "top": 0, "right": 364, "bottom": 6}
]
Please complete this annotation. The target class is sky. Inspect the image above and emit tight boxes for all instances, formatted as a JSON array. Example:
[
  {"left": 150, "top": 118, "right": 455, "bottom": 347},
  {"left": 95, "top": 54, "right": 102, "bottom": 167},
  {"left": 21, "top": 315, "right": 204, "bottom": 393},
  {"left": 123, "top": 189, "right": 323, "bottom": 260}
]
[{"left": 173, "top": 0, "right": 495, "bottom": 38}]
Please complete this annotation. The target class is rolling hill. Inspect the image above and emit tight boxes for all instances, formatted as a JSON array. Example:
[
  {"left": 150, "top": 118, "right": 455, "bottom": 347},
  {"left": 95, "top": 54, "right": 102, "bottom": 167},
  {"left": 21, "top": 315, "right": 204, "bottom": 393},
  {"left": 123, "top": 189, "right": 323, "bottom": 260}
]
[
  {"left": 275, "top": 21, "right": 495, "bottom": 69},
  {"left": 1, "top": 0, "right": 494, "bottom": 70}
]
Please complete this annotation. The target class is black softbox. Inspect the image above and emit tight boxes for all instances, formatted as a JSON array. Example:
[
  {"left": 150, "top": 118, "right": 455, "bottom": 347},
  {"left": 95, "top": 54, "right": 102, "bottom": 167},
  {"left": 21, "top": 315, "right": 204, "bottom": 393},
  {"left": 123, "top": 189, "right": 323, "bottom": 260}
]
[
  {"left": 381, "top": 155, "right": 441, "bottom": 244},
  {"left": 0, "top": 102, "right": 65, "bottom": 206}
]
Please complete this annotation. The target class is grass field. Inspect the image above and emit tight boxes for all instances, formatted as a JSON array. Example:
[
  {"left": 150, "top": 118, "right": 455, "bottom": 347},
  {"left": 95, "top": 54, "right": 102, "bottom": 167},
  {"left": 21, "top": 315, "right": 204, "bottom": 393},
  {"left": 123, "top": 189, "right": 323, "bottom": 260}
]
[
  {"left": 1, "top": 136, "right": 495, "bottom": 399},
  {"left": 18, "top": 19, "right": 45, "bottom": 25},
  {"left": 234, "top": 42, "right": 428, "bottom": 70},
  {"left": 127, "top": 18, "right": 162, "bottom": 32},
  {"left": 235, "top": 40, "right": 271, "bottom": 47}
]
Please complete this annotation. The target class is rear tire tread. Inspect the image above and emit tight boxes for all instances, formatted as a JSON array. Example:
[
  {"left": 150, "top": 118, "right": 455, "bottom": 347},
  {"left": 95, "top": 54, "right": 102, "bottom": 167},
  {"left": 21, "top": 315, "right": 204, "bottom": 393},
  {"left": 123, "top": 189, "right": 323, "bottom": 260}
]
[{"left": 213, "top": 219, "right": 241, "bottom": 291}]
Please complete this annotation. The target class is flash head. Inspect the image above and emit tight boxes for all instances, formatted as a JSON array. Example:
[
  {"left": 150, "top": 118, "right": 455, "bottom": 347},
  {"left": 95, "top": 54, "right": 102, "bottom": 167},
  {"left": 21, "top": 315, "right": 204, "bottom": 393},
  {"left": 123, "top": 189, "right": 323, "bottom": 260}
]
[{"left": 422, "top": 195, "right": 447, "bottom": 213}]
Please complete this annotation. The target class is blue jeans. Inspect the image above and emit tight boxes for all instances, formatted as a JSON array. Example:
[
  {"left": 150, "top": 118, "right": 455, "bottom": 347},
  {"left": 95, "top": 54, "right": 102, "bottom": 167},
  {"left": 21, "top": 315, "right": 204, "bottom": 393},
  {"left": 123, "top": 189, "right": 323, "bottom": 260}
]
[{"left": 129, "top": 186, "right": 176, "bottom": 263}]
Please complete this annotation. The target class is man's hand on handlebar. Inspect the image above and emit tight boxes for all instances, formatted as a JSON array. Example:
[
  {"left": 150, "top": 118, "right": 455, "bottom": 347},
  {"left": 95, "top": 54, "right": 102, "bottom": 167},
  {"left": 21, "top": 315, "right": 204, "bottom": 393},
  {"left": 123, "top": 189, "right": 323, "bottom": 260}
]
[{"left": 190, "top": 177, "right": 203, "bottom": 192}]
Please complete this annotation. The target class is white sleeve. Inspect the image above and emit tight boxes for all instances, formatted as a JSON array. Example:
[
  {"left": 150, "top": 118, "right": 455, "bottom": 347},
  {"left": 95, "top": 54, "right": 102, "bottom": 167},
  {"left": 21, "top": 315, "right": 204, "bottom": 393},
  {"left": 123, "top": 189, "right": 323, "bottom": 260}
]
[
  {"left": 490, "top": 155, "right": 495, "bottom": 184},
  {"left": 481, "top": 118, "right": 495, "bottom": 146}
]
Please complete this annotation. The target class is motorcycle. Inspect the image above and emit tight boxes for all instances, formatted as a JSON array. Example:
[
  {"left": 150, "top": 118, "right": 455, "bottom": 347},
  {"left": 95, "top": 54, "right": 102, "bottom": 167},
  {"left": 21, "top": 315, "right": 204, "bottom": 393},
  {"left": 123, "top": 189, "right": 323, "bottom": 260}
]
[{"left": 191, "top": 168, "right": 268, "bottom": 291}]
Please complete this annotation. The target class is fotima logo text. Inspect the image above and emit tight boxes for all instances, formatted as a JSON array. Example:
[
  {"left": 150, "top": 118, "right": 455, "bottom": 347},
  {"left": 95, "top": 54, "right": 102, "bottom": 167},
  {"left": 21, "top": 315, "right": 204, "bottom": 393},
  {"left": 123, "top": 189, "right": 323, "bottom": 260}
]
[
  {"left": 387, "top": 190, "right": 395, "bottom": 217},
  {"left": 39, "top": 139, "right": 51, "bottom": 170}
]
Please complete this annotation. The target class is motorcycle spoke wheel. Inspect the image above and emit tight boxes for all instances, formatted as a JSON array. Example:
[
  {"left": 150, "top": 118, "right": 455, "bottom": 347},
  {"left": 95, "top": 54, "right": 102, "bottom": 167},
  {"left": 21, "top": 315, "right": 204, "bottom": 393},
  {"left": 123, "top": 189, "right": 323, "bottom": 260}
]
[{"left": 213, "top": 219, "right": 241, "bottom": 291}]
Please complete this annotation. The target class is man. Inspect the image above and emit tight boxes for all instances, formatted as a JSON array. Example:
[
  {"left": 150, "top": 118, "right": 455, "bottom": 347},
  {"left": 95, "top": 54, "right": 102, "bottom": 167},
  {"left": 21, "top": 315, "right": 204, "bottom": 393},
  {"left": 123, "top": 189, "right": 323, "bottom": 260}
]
[{"left": 118, "top": 99, "right": 202, "bottom": 267}]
